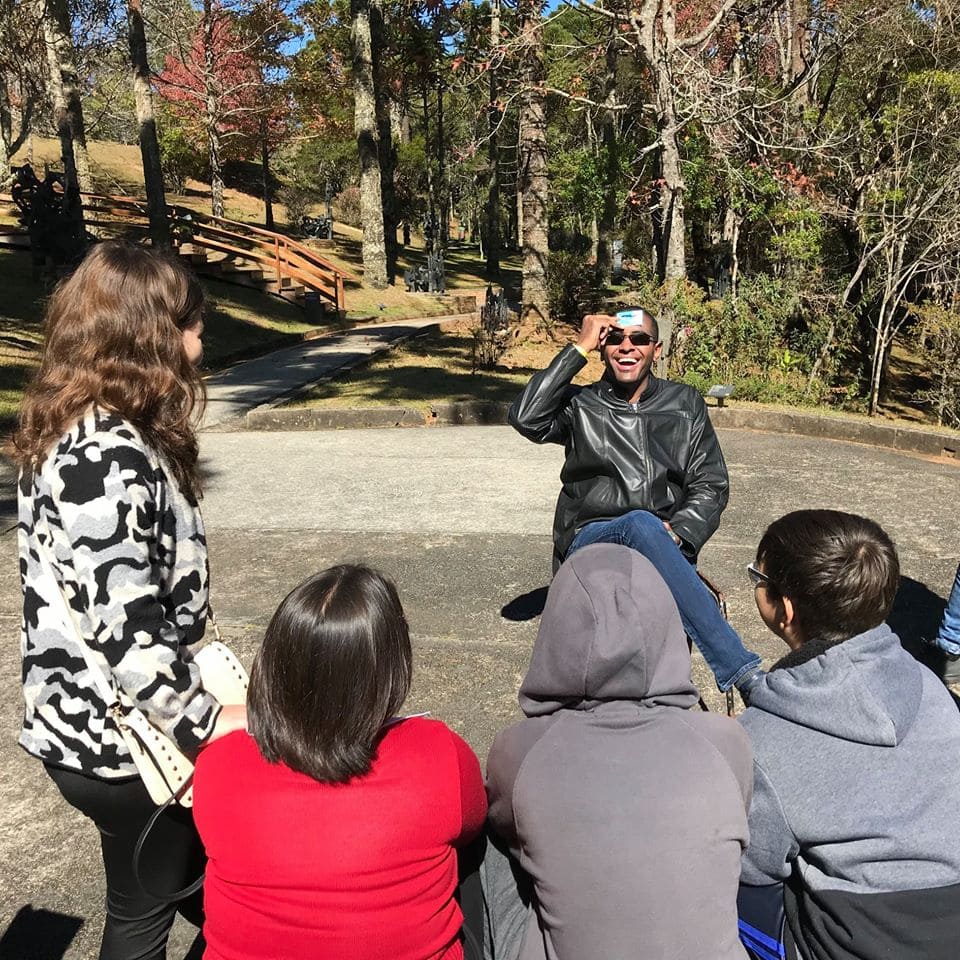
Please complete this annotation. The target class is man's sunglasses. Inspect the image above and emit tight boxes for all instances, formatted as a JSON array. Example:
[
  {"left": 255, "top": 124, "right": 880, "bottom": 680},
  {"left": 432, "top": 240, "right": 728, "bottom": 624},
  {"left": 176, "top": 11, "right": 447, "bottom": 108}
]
[
  {"left": 747, "top": 562, "right": 777, "bottom": 590},
  {"left": 604, "top": 330, "right": 656, "bottom": 347}
]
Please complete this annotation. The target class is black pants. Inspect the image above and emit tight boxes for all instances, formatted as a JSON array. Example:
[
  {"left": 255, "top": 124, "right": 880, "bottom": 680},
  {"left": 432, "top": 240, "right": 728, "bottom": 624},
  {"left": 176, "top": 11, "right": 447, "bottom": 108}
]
[{"left": 45, "top": 765, "right": 205, "bottom": 960}]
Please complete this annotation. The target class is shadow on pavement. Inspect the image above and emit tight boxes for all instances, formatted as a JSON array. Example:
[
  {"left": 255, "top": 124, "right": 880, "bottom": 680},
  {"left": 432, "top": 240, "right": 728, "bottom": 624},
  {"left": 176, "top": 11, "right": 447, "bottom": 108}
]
[
  {"left": 501, "top": 586, "right": 548, "bottom": 622},
  {"left": 0, "top": 905, "right": 83, "bottom": 960},
  {"left": 891, "top": 576, "right": 953, "bottom": 681}
]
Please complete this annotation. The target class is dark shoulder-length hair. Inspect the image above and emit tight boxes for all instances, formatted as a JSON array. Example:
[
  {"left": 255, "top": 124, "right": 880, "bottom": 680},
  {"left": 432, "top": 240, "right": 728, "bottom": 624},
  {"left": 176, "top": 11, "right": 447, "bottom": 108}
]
[
  {"left": 248, "top": 564, "right": 413, "bottom": 783},
  {"left": 10, "top": 240, "right": 206, "bottom": 501}
]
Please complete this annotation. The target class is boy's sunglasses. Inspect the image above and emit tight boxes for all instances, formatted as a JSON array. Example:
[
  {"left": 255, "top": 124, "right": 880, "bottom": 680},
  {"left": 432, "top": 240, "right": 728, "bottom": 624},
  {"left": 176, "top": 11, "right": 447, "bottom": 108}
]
[
  {"left": 747, "top": 562, "right": 777, "bottom": 590},
  {"left": 604, "top": 330, "right": 656, "bottom": 347}
]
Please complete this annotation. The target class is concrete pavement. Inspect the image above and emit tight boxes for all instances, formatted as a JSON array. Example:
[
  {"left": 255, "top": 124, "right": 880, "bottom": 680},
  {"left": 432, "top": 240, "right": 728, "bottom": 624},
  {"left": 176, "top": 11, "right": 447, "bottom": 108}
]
[
  {"left": 1, "top": 426, "right": 958, "bottom": 958},
  {"left": 201, "top": 316, "right": 466, "bottom": 429}
]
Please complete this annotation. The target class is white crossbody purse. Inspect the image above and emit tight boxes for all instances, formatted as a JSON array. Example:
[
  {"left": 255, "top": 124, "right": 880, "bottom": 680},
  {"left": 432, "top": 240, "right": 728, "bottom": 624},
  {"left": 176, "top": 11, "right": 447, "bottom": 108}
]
[{"left": 34, "top": 531, "right": 247, "bottom": 808}]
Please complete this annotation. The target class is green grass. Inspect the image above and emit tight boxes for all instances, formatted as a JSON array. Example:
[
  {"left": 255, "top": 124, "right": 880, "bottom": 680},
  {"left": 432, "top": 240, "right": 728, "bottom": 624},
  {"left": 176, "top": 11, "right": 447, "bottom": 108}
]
[
  {"left": 289, "top": 326, "right": 540, "bottom": 411},
  {"left": 200, "top": 279, "right": 317, "bottom": 368},
  {"left": 0, "top": 250, "right": 336, "bottom": 426},
  {"left": 0, "top": 250, "right": 50, "bottom": 423}
]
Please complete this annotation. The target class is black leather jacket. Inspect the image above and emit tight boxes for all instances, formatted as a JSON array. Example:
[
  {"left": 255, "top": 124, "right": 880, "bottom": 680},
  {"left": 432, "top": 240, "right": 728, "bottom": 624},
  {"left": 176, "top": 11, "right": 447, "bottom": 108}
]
[{"left": 509, "top": 345, "right": 729, "bottom": 568}]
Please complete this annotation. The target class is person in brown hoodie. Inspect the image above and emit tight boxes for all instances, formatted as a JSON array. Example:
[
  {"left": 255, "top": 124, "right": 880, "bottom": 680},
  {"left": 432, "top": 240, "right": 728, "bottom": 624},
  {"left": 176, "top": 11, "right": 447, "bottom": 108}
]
[{"left": 485, "top": 543, "right": 753, "bottom": 960}]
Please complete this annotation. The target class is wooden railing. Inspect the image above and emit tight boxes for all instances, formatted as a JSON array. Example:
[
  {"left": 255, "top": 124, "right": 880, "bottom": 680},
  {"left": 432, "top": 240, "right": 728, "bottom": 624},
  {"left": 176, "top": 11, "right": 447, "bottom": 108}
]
[{"left": 0, "top": 191, "right": 355, "bottom": 314}]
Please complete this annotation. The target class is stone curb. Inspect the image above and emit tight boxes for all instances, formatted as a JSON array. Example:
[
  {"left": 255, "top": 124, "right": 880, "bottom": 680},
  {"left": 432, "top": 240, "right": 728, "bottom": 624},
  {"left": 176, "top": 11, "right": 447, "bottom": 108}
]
[
  {"left": 245, "top": 398, "right": 960, "bottom": 459},
  {"left": 709, "top": 407, "right": 959, "bottom": 460}
]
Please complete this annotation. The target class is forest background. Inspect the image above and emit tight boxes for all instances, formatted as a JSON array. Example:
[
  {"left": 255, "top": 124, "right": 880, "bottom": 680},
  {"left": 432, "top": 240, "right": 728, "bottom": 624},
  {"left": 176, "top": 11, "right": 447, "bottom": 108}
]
[{"left": 2, "top": 0, "right": 960, "bottom": 427}]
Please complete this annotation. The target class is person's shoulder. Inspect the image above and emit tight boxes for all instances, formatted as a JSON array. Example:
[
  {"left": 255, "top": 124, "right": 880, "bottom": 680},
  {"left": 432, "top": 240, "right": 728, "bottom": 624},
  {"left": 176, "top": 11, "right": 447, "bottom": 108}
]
[
  {"left": 384, "top": 716, "right": 480, "bottom": 769},
  {"left": 40, "top": 410, "right": 159, "bottom": 503},
  {"left": 737, "top": 704, "right": 790, "bottom": 759},
  {"left": 675, "top": 712, "right": 753, "bottom": 801},
  {"left": 487, "top": 715, "right": 556, "bottom": 771},
  {"left": 680, "top": 711, "right": 752, "bottom": 763},
  {"left": 47, "top": 409, "right": 152, "bottom": 469},
  {"left": 196, "top": 730, "right": 261, "bottom": 774},
  {"left": 386, "top": 716, "right": 464, "bottom": 749}
]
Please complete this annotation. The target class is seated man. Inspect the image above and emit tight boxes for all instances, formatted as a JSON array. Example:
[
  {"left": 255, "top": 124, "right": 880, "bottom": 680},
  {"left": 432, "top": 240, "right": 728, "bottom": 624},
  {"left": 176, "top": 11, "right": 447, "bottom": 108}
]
[
  {"left": 509, "top": 307, "right": 760, "bottom": 692},
  {"left": 740, "top": 510, "right": 960, "bottom": 960},
  {"left": 485, "top": 543, "right": 753, "bottom": 960}
]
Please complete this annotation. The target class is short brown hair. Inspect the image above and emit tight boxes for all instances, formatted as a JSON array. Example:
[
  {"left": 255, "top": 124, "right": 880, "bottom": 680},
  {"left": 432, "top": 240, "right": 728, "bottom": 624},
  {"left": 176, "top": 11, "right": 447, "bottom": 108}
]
[
  {"left": 248, "top": 565, "right": 413, "bottom": 783},
  {"left": 757, "top": 510, "right": 900, "bottom": 644},
  {"left": 10, "top": 241, "right": 206, "bottom": 500}
]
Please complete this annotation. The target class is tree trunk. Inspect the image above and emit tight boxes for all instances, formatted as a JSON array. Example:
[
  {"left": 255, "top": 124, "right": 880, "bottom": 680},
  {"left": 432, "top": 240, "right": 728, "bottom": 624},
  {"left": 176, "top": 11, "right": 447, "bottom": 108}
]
[
  {"left": 436, "top": 72, "right": 448, "bottom": 251},
  {"left": 351, "top": 0, "right": 388, "bottom": 288},
  {"left": 372, "top": 0, "right": 395, "bottom": 281},
  {"left": 202, "top": 0, "right": 225, "bottom": 217},
  {"left": 790, "top": 0, "right": 809, "bottom": 105},
  {"left": 38, "top": 0, "right": 85, "bottom": 255},
  {"left": 635, "top": 0, "right": 686, "bottom": 282},
  {"left": 41, "top": 0, "right": 92, "bottom": 192},
  {"left": 127, "top": 0, "right": 170, "bottom": 248},
  {"left": 421, "top": 83, "right": 435, "bottom": 248},
  {"left": 517, "top": 0, "right": 549, "bottom": 326},
  {"left": 0, "top": 73, "right": 34, "bottom": 183},
  {"left": 485, "top": 0, "right": 501, "bottom": 277},
  {"left": 261, "top": 130, "right": 274, "bottom": 230},
  {"left": 596, "top": 36, "right": 618, "bottom": 280}
]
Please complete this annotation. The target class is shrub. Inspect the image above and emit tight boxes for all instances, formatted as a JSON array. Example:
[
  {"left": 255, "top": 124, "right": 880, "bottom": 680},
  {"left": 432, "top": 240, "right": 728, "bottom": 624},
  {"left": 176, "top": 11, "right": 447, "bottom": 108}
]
[
  {"left": 333, "top": 186, "right": 362, "bottom": 228},
  {"left": 279, "top": 185, "right": 312, "bottom": 232},
  {"left": 914, "top": 303, "right": 960, "bottom": 427},
  {"left": 546, "top": 251, "right": 605, "bottom": 325},
  {"left": 158, "top": 124, "right": 205, "bottom": 194}
]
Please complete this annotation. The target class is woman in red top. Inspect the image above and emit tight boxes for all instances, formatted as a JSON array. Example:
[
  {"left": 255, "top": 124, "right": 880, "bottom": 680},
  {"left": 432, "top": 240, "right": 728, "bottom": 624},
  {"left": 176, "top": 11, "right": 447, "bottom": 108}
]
[{"left": 193, "top": 565, "right": 487, "bottom": 960}]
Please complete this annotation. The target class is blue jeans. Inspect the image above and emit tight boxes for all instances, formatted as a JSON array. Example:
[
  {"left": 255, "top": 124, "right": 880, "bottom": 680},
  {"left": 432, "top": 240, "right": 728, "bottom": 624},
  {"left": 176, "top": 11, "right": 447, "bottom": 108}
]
[
  {"left": 568, "top": 510, "right": 761, "bottom": 691},
  {"left": 935, "top": 564, "right": 960, "bottom": 656}
]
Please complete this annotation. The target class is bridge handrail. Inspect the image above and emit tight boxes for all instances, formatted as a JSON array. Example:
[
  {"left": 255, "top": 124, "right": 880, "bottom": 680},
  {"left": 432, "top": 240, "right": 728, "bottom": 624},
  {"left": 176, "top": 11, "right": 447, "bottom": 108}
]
[{"left": 0, "top": 190, "right": 351, "bottom": 313}]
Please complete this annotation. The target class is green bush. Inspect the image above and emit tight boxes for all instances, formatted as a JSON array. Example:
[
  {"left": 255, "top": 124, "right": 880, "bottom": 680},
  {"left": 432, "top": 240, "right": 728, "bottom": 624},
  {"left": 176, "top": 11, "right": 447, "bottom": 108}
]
[
  {"left": 158, "top": 124, "right": 206, "bottom": 194},
  {"left": 279, "top": 185, "right": 312, "bottom": 231},
  {"left": 334, "top": 186, "right": 362, "bottom": 228},
  {"left": 546, "top": 251, "right": 605, "bottom": 325}
]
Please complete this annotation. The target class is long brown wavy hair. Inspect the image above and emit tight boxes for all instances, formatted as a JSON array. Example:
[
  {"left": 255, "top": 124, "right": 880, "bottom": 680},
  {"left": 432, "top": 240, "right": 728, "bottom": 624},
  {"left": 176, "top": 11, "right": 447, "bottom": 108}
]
[{"left": 11, "top": 241, "right": 207, "bottom": 501}]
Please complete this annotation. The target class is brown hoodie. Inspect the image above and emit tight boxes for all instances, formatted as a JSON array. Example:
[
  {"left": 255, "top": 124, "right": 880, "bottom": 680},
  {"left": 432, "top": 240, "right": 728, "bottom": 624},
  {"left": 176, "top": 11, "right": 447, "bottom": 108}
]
[{"left": 486, "top": 544, "right": 752, "bottom": 960}]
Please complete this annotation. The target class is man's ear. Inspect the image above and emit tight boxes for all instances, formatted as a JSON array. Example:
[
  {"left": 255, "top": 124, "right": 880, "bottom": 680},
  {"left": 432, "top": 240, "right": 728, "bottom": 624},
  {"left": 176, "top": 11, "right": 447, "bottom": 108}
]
[
  {"left": 779, "top": 595, "right": 806, "bottom": 649},
  {"left": 653, "top": 341, "right": 663, "bottom": 360},
  {"left": 781, "top": 595, "right": 796, "bottom": 627}
]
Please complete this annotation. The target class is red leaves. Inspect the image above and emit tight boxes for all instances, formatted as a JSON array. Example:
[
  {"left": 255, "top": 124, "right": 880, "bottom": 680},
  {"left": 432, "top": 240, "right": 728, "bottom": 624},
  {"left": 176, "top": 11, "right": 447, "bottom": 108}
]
[{"left": 156, "top": 9, "right": 288, "bottom": 159}]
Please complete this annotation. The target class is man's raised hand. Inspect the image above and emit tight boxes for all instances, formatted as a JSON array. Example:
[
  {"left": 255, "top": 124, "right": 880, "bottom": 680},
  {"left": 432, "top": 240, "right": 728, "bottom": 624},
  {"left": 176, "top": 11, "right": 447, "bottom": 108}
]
[{"left": 577, "top": 314, "right": 616, "bottom": 352}]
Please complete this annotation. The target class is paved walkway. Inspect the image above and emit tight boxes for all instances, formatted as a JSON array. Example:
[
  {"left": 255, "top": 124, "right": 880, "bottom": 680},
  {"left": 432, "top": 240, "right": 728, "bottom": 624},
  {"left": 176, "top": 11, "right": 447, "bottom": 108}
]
[
  {"left": 1, "top": 425, "right": 958, "bottom": 958},
  {"left": 201, "top": 316, "right": 460, "bottom": 428}
]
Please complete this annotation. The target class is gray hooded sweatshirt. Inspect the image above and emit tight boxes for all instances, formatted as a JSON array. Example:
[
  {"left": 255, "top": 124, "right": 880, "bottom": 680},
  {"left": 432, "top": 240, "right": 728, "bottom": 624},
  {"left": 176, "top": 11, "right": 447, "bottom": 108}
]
[
  {"left": 740, "top": 625, "right": 960, "bottom": 960},
  {"left": 486, "top": 544, "right": 752, "bottom": 960}
]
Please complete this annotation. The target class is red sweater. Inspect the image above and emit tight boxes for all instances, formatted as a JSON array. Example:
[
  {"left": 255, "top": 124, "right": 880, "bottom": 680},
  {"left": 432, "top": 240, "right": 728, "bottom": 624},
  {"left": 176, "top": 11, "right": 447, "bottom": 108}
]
[{"left": 193, "top": 718, "right": 487, "bottom": 960}]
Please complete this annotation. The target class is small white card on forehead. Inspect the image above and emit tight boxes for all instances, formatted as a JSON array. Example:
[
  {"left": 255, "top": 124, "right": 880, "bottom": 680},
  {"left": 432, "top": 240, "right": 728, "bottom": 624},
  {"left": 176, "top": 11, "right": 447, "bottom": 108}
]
[{"left": 615, "top": 309, "right": 648, "bottom": 327}]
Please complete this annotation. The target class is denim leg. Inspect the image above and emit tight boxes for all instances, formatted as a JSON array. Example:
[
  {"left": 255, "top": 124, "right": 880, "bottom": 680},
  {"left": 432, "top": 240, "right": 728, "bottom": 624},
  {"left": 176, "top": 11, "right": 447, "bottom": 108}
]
[
  {"left": 935, "top": 564, "right": 960, "bottom": 656},
  {"left": 569, "top": 510, "right": 761, "bottom": 691}
]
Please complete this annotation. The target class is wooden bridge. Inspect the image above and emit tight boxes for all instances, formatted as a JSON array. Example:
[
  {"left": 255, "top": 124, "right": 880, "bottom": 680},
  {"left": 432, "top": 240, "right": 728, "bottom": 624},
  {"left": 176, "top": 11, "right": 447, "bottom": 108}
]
[{"left": 0, "top": 192, "right": 354, "bottom": 316}]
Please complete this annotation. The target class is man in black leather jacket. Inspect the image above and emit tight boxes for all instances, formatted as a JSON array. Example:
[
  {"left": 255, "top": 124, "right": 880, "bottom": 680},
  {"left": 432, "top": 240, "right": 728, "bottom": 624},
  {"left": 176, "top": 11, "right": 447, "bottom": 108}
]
[{"left": 509, "top": 307, "right": 761, "bottom": 693}]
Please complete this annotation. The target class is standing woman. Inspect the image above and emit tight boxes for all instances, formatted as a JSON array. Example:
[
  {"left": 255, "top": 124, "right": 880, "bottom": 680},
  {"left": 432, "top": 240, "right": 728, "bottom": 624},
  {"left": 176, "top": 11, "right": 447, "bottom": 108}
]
[{"left": 11, "top": 241, "right": 245, "bottom": 960}]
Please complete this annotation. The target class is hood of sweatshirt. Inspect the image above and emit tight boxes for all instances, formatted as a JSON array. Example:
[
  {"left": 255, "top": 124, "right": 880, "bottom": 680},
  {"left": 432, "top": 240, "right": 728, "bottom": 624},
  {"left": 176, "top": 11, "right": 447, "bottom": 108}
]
[
  {"left": 746, "top": 625, "right": 923, "bottom": 746},
  {"left": 519, "top": 543, "right": 699, "bottom": 716}
]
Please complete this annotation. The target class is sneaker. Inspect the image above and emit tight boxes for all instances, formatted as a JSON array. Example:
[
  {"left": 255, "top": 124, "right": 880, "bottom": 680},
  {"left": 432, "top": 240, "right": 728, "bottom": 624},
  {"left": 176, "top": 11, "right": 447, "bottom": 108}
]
[{"left": 943, "top": 651, "right": 960, "bottom": 685}]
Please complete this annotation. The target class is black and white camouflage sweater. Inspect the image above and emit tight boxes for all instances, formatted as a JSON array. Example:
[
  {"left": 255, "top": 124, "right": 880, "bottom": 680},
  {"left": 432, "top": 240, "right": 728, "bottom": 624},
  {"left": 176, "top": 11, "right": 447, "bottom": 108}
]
[{"left": 18, "top": 408, "right": 221, "bottom": 779}]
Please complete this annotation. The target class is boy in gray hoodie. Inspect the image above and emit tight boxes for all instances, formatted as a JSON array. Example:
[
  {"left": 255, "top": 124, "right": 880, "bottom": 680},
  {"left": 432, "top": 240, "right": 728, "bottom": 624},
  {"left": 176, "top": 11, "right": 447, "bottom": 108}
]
[
  {"left": 486, "top": 543, "right": 752, "bottom": 960},
  {"left": 741, "top": 509, "right": 960, "bottom": 960}
]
